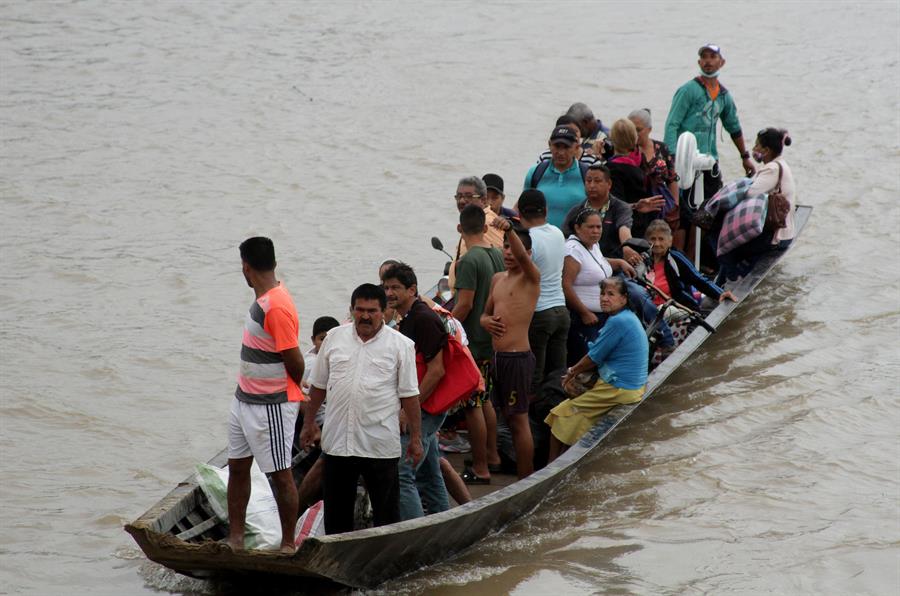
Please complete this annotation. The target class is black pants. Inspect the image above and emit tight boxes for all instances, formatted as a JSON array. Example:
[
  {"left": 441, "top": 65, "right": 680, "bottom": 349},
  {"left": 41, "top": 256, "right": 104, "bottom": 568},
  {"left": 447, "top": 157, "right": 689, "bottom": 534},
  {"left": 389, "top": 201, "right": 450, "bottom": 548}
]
[
  {"left": 528, "top": 306, "right": 570, "bottom": 394},
  {"left": 322, "top": 454, "right": 400, "bottom": 535}
]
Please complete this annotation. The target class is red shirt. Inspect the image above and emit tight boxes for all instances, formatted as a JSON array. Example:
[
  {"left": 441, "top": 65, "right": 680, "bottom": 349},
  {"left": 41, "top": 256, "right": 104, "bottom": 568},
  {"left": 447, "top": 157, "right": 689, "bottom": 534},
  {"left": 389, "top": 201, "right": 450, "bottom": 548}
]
[{"left": 648, "top": 261, "right": 671, "bottom": 306}]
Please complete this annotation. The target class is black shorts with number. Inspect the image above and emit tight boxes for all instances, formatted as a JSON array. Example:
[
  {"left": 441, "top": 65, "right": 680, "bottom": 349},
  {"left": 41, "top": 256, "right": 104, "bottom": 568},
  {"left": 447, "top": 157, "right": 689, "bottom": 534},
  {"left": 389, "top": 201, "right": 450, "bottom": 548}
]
[{"left": 491, "top": 351, "right": 536, "bottom": 416}]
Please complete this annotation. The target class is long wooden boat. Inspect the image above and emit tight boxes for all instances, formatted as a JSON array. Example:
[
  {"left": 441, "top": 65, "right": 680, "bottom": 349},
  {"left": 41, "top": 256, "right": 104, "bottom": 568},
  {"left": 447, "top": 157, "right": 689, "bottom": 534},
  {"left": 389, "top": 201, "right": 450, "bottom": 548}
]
[{"left": 125, "top": 206, "right": 812, "bottom": 588}]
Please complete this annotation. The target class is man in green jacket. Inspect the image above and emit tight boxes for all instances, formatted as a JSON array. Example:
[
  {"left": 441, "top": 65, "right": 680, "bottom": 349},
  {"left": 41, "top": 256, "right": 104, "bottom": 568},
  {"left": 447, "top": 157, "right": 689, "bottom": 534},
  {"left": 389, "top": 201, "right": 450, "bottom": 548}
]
[
  {"left": 664, "top": 43, "right": 756, "bottom": 271},
  {"left": 664, "top": 43, "right": 756, "bottom": 200}
]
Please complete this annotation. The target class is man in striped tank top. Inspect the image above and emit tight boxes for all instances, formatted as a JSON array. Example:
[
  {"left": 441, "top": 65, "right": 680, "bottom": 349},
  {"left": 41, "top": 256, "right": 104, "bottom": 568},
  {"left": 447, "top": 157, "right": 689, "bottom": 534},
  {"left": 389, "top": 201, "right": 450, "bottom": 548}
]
[{"left": 228, "top": 237, "right": 306, "bottom": 553}]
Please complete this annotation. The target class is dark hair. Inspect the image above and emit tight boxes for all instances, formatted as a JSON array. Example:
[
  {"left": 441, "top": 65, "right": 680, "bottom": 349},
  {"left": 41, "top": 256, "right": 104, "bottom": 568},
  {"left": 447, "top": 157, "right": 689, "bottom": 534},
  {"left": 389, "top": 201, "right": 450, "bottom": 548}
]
[
  {"left": 517, "top": 189, "right": 547, "bottom": 218},
  {"left": 381, "top": 262, "right": 417, "bottom": 290},
  {"left": 756, "top": 127, "right": 792, "bottom": 157},
  {"left": 504, "top": 226, "right": 532, "bottom": 251},
  {"left": 312, "top": 316, "right": 340, "bottom": 338},
  {"left": 600, "top": 276, "right": 628, "bottom": 297},
  {"left": 350, "top": 283, "right": 387, "bottom": 310},
  {"left": 378, "top": 259, "right": 401, "bottom": 280},
  {"left": 239, "top": 237, "right": 276, "bottom": 271},
  {"left": 586, "top": 162, "right": 612, "bottom": 181},
  {"left": 555, "top": 114, "right": 577, "bottom": 126},
  {"left": 573, "top": 207, "right": 600, "bottom": 227},
  {"left": 459, "top": 203, "right": 486, "bottom": 234}
]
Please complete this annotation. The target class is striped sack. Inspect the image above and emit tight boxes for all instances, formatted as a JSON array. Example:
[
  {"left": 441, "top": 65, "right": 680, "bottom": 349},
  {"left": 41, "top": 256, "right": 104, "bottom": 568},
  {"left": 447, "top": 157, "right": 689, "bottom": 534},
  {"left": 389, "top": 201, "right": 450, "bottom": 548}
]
[{"left": 716, "top": 193, "right": 769, "bottom": 256}]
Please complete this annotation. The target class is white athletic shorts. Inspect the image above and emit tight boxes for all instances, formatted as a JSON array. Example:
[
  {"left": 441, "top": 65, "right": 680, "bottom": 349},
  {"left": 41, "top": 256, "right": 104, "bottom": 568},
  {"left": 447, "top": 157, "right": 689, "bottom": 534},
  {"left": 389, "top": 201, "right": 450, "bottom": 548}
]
[{"left": 228, "top": 398, "right": 300, "bottom": 473}]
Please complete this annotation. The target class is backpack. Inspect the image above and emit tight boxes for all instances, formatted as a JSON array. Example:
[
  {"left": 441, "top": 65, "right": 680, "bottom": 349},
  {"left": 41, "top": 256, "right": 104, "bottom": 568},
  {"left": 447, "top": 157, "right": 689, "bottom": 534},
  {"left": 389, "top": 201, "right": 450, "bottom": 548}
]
[
  {"left": 764, "top": 162, "right": 790, "bottom": 232},
  {"left": 529, "top": 159, "right": 590, "bottom": 190}
]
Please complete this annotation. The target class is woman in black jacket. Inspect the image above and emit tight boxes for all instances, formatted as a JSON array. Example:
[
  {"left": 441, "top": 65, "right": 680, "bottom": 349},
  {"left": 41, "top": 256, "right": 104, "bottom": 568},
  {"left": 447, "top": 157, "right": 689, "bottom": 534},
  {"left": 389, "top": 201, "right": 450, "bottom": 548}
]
[
  {"left": 644, "top": 220, "right": 736, "bottom": 310},
  {"left": 606, "top": 118, "right": 665, "bottom": 240}
]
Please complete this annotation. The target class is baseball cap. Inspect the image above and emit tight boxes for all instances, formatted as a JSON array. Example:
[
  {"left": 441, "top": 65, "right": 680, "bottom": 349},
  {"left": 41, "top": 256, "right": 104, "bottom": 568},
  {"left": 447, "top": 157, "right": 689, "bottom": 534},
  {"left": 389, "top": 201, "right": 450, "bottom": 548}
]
[
  {"left": 698, "top": 43, "right": 723, "bottom": 57},
  {"left": 549, "top": 125, "right": 578, "bottom": 146},
  {"left": 482, "top": 173, "right": 504, "bottom": 194}
]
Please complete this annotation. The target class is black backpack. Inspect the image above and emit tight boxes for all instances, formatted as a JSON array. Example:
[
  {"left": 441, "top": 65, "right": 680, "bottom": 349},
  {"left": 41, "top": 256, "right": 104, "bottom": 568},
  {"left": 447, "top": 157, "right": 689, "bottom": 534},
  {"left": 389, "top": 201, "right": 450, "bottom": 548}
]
[{"left": 529, "top": 159, "right": 590, "bottom": 190}]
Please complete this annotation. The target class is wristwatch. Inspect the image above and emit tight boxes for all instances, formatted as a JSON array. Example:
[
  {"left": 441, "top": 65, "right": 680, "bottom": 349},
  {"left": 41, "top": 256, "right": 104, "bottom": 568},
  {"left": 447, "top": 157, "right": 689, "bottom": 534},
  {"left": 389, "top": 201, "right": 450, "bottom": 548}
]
[{"left": 740, "top": 151, "right": 750, "bottom": 159}]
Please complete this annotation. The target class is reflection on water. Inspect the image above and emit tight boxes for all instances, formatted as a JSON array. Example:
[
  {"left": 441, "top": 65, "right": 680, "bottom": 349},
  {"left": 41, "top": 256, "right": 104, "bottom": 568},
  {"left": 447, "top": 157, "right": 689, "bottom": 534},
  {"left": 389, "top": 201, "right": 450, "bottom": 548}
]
[{"left": 1, "top": 2, "right": 898, "bottom": 595}]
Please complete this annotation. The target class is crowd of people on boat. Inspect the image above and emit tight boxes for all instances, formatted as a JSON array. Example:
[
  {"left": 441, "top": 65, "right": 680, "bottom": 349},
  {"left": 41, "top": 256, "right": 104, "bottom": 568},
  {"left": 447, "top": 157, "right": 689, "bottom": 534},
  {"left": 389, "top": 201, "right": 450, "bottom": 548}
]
[{"left": 223, "top": 43, "right": 797, "bottom": 551}]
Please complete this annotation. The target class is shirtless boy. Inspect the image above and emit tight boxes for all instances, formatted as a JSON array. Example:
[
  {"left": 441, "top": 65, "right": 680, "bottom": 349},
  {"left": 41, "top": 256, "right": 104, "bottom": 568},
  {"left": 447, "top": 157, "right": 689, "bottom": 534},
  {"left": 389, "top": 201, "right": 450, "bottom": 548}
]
[{"left": 480, "top": 216, "right": 541, "bottom": 478}]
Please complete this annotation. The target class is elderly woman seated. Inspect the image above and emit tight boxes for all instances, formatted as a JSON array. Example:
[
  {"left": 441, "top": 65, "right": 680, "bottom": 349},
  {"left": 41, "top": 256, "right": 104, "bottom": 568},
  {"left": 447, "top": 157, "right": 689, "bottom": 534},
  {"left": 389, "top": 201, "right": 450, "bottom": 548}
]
[
  {"left": 644, "top": 220, "right": 736, "bottom": 311},
  {"left": 545, "top": 277, "right": 648, "bottom": 461}
]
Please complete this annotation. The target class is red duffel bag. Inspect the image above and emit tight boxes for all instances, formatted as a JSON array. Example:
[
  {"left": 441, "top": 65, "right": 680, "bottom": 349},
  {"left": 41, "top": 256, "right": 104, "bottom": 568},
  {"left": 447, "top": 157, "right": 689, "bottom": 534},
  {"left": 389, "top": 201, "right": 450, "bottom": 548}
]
[{"left": 416, "top": 334, "right": 484, "bottom": 415}]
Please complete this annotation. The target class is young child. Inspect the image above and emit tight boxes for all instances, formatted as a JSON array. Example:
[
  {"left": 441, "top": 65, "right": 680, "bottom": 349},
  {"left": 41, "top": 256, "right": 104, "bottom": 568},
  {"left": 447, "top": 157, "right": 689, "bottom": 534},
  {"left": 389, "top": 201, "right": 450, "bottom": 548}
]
[
  {"left": 302, "top": 316, "right": 340, "bottom": 426},
  {"left": 480, "top": 217, "right": 541, "bottom": 478},
  {"left": 294, "top": 315, "right": 341, "bottom": 516}
]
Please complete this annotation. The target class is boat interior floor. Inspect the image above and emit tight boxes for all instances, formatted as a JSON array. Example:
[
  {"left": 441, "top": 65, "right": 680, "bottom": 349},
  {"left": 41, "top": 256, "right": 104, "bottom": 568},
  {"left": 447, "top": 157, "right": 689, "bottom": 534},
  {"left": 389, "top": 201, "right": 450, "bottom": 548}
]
[{"left": 443, "top": 451, "right": 519, "bottom": 503}]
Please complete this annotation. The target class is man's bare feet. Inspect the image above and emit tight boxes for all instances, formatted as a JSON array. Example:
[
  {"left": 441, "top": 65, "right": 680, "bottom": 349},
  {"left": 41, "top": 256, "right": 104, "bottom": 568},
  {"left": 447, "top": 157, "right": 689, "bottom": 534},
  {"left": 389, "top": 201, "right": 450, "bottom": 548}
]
[{"left": 225, "top": 537, "right": 245, "bottom": 552}]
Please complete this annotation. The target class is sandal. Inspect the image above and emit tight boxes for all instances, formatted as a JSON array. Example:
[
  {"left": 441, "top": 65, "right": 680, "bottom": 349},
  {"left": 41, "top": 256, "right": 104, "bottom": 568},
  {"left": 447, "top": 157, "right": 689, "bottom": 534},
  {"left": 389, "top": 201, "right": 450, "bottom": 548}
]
[
  {"left": 464, "top": 459, "right": 503, "bottom": 475},
  {"left": 461, "top": 465, "right": 490, "bottom": 485}
]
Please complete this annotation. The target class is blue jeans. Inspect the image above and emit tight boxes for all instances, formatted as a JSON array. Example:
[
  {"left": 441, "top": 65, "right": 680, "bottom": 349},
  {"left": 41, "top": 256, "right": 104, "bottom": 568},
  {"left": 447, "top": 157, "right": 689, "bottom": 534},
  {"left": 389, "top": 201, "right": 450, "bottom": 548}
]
[
  {"left": 623, "top": 278, "right": 675, "bottom": 348},
  {"left": 398, "top": 410, "right": 448, "bottom": 520}
]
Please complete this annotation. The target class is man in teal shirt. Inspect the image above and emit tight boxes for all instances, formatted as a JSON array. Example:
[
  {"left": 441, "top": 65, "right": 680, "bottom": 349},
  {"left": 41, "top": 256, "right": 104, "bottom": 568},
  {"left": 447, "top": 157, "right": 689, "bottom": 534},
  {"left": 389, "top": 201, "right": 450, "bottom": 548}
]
[
  {"left": 523, "top": 125, "right": 587, "bottom": 229},
  {"left": 664, "top": 43, "right": 755, "bottom": 200},
  {"left": 665, "top": 43, "right": 755, "bottom": 270}
]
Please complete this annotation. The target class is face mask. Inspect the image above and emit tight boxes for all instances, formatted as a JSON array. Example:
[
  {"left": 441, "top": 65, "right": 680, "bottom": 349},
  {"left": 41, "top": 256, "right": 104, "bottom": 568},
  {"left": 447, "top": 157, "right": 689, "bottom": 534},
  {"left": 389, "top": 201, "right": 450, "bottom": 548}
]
[
  {"left": 699, "top": 68, "right": 719, "bottom": 78},
  {"left": 752, "top": 150, "right": 765, "bottom": 163}
]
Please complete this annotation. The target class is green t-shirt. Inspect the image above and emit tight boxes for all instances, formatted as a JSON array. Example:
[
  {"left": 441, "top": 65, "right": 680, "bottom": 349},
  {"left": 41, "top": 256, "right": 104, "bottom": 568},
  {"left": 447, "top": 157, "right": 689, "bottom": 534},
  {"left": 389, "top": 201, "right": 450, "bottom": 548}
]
[{"left": 454, "top": 246, "right": 505, "bottom": 361}]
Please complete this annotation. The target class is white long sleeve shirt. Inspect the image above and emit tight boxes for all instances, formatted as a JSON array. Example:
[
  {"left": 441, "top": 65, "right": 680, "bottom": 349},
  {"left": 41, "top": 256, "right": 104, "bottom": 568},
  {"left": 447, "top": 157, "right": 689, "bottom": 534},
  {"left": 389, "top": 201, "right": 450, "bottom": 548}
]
[{"left": 748, "top": 156, "right": 796, "bottom": 244}]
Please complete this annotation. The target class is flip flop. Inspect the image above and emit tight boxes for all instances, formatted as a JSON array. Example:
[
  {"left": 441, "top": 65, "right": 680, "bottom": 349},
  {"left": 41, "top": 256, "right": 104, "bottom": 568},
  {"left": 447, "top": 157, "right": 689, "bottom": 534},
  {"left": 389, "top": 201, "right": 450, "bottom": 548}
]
[
  {"left": 464, "top": 459, "right": 503, "bottom": 475},
  {"left": 461, "top": 465, "right": 490, "bottom": 485}
]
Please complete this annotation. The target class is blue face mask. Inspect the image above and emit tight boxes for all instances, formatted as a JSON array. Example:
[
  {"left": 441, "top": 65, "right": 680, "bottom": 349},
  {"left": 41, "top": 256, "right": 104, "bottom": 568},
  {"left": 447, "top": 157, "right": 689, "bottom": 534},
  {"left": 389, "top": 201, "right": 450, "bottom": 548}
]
[
  {"left": 699, "top": 68, "right": 720, "bottom": 78},
  {"left": 752, "top": 150, "right": 765, "bottom": 163}
]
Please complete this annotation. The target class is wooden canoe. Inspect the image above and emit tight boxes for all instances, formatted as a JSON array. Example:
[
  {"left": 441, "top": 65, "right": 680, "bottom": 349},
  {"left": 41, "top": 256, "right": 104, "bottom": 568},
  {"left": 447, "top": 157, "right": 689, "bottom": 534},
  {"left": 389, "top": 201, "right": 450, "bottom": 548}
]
[{"left": 125, "top": 205, "right": 812, "bottom": 588}]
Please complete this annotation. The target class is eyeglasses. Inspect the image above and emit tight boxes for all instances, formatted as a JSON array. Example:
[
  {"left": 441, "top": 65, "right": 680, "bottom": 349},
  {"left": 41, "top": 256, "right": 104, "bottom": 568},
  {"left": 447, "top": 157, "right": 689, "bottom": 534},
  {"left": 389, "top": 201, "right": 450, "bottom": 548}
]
[{"left": 454, "top": 193, "right": 482, "bottom": 200}]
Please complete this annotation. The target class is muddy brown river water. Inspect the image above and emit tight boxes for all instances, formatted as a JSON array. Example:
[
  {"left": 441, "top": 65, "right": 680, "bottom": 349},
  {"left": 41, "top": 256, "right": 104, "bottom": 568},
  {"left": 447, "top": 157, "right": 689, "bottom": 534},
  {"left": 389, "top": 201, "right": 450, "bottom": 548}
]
[{"left": 1, "top": 2, "right": 898, "bottom": 594}]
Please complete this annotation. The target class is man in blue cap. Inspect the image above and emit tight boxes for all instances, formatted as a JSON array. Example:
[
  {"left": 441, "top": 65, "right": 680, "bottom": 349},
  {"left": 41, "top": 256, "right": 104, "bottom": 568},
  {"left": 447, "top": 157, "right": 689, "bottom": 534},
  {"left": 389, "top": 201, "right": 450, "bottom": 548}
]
[{"left": 523, "top": 125, "right": 589, "bottom": 229}]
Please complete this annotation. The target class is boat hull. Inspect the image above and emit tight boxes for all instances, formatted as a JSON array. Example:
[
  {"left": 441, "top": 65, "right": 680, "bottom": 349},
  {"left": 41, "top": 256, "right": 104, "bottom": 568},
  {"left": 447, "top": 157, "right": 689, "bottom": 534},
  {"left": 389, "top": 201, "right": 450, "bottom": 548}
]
[{"left": 126, "top": 206, "right": 812, "bottom": 588}]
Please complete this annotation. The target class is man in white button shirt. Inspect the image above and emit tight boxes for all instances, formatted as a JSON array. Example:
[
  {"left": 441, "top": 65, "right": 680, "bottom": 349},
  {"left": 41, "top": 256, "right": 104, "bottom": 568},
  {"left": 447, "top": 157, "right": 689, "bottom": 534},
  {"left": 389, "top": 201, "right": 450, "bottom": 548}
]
[{"left": 301, "top": 283, "right": 423, "bottom": 534}]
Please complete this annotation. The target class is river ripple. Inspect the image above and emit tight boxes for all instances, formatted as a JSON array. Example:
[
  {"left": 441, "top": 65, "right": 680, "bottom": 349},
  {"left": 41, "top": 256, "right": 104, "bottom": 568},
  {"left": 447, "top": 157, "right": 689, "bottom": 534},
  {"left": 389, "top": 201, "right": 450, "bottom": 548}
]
[{"left": 1, "top": 2, "right": 897, "bottom": 594}]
